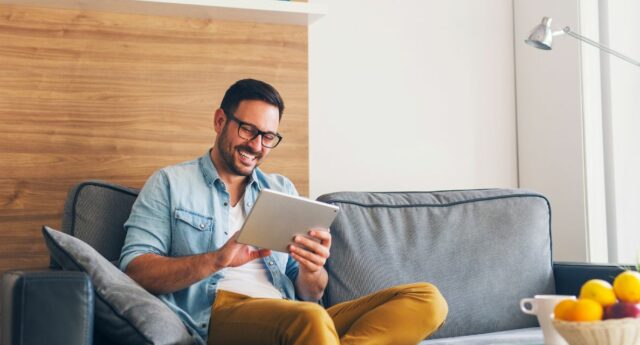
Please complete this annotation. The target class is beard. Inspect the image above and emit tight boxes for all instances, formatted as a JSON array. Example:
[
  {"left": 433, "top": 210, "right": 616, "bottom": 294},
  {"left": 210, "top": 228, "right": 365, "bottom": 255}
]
[{"left": 216, "top": 124, "right": 263, "bottom": 176}]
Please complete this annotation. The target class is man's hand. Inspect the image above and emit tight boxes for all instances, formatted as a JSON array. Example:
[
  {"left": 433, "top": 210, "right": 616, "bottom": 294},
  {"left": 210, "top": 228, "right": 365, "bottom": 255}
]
[
  {"left": 125, "top": 232, "right": 271, "bottom": 295},
  {"left": 214, "top": 232, "right": 272, "bottom": 270},
  {"left": 290, "top": 228, "right": 331, "bottom": 301},
  {"left": 288, "top": 228, "right": 331, "bottom": 273}
]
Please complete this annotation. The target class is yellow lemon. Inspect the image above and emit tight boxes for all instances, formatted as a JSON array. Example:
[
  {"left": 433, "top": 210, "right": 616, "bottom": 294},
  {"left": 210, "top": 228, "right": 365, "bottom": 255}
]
[
  {"left": 553, "top": 299, "right": 577, "bottom": 321},
  {"left": 579, "top": 279, "right": 617, "bottom": 306},
  {"left": 613, "top": 270, "right": 640, "bottom": 303},
  {"left": 570, "top": 298, "right": 603, "bottom": 322}
]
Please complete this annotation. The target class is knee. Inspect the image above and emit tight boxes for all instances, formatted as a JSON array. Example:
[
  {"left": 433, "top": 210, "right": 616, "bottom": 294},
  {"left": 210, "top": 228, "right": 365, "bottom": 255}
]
[
  {"left": 295, "top": 303, "right": 332, "bottom": 322},
  {"left": 292, "top": 303, "right": 336, "bottom": 332},
  {"left": 400, "top": 283, "right": 449, "bottom": 329},
  {"left": 287, "top": 303, "right": 338, "bottom": 344}
]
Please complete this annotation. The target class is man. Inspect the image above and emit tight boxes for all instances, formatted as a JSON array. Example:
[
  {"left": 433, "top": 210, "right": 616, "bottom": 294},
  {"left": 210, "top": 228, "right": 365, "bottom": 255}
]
[{"left": 120, "top": 79, "right": 448, "bottom": 345}]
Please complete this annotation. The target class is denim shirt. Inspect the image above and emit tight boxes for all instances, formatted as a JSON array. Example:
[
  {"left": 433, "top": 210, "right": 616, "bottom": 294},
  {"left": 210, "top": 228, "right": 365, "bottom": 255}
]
[{"left": 119, "top": 150, "right": 300, "bottom": 343}]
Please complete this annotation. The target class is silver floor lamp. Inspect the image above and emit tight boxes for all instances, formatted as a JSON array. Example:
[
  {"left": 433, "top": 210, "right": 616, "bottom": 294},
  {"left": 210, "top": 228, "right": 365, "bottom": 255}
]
[{"left": 525, "top": 16, "right": 640, "bottom": 67}]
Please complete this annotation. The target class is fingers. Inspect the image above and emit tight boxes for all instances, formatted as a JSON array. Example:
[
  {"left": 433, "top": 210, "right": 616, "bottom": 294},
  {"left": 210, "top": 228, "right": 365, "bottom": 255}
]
[
  {"left": 255, "top": 248, "right": 272, "bottom": 258},
  {"left": 289, "top": 250, "right": 323, "bottom": 273},
  {"left": 309, "top": 228, "right": 332, "bottom": 247},
  {"left": 295, "top": 230, "right": 331, "bottom": 254},
  {"left": 217, "top": 231, "right": 270, "bottom": 269},
  {"left": 293, "top": 237, "right": 330, "bottom": 260},
  {"left": 288, "top": 230, "right": 331, "bottom": 273},
  {"left": 289, "top": 244, "right": 327, "bottom": 266}
]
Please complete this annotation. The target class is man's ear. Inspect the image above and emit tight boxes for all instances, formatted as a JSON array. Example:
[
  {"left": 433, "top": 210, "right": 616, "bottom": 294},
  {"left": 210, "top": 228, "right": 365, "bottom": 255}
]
[{"left": 213, "top": 108, "right": 226, "bottom": 134}]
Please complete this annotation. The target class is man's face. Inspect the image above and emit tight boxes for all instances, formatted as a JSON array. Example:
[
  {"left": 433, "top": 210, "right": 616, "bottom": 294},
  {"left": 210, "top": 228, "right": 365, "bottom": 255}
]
[{"left": 214, "top": 100, "right": 280, "bottom": 177}]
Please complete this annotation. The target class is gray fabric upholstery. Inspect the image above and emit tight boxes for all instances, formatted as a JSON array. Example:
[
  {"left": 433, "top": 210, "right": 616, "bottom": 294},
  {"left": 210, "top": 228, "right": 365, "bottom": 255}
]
[
  {"left": 59, "top": 181, "right": 139, "bottom": 264},
  {"left": 42, "top": 226, "right": 196, "bottom": 345},
  {"left": 419, "top": 327, "right": 543, "bottom": 344},
  {"left": 2, "top": 270, "right": 94, "bottom": 345},
  {"left": 317, "top": 189, "right": 555, "bottom": 339},
  {"left": 33, "top": 180, "right": 557, "bottom": 344}
]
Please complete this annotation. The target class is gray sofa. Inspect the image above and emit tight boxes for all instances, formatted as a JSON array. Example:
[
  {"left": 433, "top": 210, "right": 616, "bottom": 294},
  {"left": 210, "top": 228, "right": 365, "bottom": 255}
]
[{"left": 2, "top": 180, "right": 626, "bottom": 345}]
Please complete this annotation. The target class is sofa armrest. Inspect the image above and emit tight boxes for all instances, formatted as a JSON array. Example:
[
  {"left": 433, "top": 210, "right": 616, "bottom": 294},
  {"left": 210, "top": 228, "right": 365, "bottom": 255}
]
[
  {"left": 2, "top": 270, "right": 94, "bottom": 345},
  {"left": 553, "top": 261, "right": 631, "bottom": 296}
]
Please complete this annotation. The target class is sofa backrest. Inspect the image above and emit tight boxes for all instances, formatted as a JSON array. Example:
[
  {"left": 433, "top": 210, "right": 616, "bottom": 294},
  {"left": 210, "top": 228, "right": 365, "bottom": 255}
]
[
  {"left": 317, "top": 189, "right": 555, "bottom": 339},
  {"left": 56, "top": 182, "right": 555, "bottom": 339},
  {"left": 57, "top": 181, "right": 140, "bottom": 266}
]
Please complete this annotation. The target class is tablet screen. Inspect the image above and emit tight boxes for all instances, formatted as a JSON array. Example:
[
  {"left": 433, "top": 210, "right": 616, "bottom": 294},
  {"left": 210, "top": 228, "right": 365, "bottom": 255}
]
[{"left": 236, "top": 189, "right": 339, "bottom": 253}]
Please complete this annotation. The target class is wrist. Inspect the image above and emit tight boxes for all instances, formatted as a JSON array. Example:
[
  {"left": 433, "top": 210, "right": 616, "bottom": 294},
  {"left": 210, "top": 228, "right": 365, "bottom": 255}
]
[{"left": 205, "top": 252, "right": 224, "bottom": 274}]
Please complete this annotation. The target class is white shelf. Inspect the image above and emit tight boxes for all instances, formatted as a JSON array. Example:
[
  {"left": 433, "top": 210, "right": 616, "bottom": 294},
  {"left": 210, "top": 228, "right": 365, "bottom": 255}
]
[{"left": 0, "top": 0, "right": 327, "bottom": 25}]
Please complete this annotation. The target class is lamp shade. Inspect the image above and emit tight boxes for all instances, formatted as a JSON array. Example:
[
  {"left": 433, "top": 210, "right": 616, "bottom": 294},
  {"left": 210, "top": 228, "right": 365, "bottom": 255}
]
[
  {"left": 525, "top": 17, "right": 553, "bottom": 50},
  {"left": 524, "top": 16, "right": 640, "bottom": 67}
]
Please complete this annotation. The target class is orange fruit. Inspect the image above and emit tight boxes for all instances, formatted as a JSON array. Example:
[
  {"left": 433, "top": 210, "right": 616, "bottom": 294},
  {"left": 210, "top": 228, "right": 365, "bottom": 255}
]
[
  {"left": 553, "top": 299, "right": 578, "bottom": 321},
  {"left": 613, "top": 270, "right": 640, "bottom": 303},
  {"left": 570, "top": 298, "right": 603, "bottom": 322},
  {"left": 579, "top": 279, "right": 617, "bottom": 306}
]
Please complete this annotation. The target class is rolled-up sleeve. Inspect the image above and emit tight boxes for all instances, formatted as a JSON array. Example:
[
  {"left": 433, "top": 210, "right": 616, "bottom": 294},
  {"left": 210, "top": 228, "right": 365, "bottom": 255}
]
[{"left": 119, "top": 169, "right": 172, "bottom": 272}]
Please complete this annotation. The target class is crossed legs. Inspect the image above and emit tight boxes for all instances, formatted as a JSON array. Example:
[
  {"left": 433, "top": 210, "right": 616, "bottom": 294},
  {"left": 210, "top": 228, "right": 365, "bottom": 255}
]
[
  {"left": 207, "top": 283, "right": 448, "bottom": 345},
  {"left": 327, "top": 282, "right": 448, "bottom": 345}
]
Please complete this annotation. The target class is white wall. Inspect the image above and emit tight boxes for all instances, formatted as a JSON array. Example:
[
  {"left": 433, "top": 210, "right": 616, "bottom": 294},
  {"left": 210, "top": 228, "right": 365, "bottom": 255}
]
[
  {"left": 514, "top": 0, "right": 640, "bottom": 263},
  {"left": 308, "top": 0, "right": 518, "bottom": 199},
  {"left": 514, "top": 0, "right": 590, "bottom": 262}
]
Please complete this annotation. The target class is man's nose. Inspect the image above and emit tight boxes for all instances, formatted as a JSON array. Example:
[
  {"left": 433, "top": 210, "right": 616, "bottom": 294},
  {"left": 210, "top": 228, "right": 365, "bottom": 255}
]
[{"left": 247, "top": 134, "right": 262, "bottom": 151}]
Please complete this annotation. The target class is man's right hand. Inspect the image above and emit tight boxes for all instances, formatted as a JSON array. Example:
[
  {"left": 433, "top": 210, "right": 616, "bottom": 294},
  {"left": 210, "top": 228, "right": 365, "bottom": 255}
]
[
  {"left": 213, "top": 232, "right": 272, "bottom": 270},
  {"left": 125, "top": 231, "right": 271, "bottom": 295}
]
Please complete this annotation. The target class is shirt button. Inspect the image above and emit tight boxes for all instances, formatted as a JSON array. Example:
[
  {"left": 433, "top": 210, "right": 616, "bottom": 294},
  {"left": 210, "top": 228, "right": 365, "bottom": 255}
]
[
  {"left": 199, "top": 224, "right": 205, "bottom": 229},
  {"left": 201, "top": 323, "right": 206, "bottom": 328},
  {"left": 269, "top": 261, "right": 274, "bottom": 265},
  {"left": 223, "top": 202, "right": 228, "bottom": 206}
]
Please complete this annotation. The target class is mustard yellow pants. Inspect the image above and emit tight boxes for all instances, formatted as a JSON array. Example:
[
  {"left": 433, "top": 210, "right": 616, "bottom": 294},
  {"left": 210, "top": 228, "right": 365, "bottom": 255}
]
[{"left": 207, "top": 282, "right": 448, "bottom": 345}]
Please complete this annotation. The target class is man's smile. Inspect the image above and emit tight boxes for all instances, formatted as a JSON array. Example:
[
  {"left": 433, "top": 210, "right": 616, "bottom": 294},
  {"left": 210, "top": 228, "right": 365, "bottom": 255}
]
[{"left": 238, "top": 148, "right": 258, "bottom": 165}]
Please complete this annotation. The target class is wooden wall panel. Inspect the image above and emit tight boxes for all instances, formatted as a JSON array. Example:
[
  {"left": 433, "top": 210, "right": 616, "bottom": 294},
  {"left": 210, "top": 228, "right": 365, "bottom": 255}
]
[{"left": 0, "top": 5, "right": 308, "bottom": 273}]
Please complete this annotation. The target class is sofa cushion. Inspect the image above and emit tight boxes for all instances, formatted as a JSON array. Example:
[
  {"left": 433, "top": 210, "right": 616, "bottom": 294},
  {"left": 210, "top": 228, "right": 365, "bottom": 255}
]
[
  {"left": 317, "top": 189, "right": 555, "bottom": 339},
  {"left": 419, "top": 327, "right": 543, "bottom": 344},
  {"left": 55, "top": 180, "right": 139, "bottom": 268},
  {"left": 42, "top": 226, "right": 196, "bottom": 345}
]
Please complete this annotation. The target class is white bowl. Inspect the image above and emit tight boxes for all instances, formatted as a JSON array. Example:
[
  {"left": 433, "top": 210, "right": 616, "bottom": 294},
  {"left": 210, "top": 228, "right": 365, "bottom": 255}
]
[{"left": 552, "top": 318, "right": 640, "bottom": 345}]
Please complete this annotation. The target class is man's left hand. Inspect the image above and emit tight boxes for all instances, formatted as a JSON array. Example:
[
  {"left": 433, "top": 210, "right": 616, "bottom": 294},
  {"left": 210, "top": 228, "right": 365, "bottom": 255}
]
[{"left": 288, "top": 228, "right": 331, "bottom": 273}]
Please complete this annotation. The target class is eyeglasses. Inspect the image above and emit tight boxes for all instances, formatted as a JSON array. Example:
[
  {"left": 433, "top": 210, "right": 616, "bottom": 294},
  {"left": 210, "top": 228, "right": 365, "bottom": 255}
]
[{"left": 224, "top": 111, "right": 283, "bottom": 148}]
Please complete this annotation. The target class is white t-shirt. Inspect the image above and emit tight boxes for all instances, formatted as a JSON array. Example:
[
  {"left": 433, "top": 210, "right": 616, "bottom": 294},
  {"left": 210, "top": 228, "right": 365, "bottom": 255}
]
[{"left": 216, "top": 195, "right": 283, "bottom": 299}]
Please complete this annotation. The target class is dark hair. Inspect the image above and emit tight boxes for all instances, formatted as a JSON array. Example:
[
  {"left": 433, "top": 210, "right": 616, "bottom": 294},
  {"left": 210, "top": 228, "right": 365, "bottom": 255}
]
[{"left": 220, "top": 79, "right": 285, "bottom": 120}]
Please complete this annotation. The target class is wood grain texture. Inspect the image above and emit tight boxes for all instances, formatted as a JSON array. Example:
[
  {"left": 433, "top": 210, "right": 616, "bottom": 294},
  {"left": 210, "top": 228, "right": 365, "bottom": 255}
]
[{"left": 0, "top": 4, "right": 308, "bottom": 273}]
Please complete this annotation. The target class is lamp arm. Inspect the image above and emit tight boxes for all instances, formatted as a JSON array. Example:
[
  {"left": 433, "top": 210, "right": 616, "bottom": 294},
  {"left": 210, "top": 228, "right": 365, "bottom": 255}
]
[{"left": 563, "top": 26, "right": 640, "bottom": 67}]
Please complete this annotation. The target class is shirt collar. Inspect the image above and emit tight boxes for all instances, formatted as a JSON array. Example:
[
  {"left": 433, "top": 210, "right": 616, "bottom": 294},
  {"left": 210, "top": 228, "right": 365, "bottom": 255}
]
[{"left": 199, "top": 149, "right": 260, "bottom": 190}]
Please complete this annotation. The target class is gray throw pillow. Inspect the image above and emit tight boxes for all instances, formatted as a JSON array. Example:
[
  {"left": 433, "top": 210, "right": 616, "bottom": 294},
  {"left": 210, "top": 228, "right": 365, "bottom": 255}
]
[{"left": 42, "top": 226, "right": 196, "bottom": 345}]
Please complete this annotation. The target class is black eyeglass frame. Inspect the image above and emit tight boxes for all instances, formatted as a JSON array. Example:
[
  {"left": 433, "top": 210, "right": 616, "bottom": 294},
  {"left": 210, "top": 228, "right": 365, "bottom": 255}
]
[{"left": 223, "top": 110, "right": 283, "bottom": 148}]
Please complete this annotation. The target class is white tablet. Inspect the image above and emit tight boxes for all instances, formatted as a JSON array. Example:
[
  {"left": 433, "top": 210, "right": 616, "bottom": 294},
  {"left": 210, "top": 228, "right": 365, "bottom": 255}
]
[{"left": 236, "top": 189, "right": 340, "bottom": 253}]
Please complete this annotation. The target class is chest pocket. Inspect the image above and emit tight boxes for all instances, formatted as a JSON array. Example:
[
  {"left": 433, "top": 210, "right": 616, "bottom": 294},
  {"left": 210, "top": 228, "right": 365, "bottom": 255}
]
[{"left": 172, "top": 209, "right": 214, "bottom": 256}]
